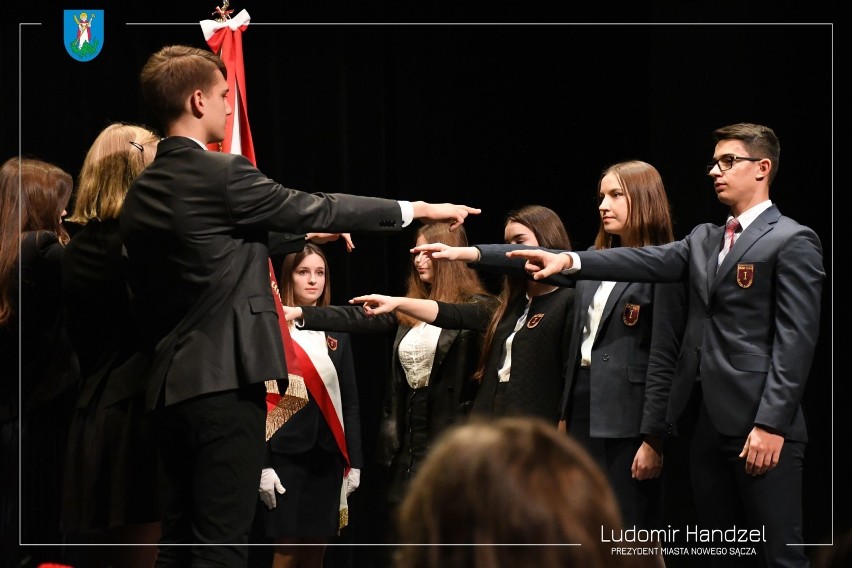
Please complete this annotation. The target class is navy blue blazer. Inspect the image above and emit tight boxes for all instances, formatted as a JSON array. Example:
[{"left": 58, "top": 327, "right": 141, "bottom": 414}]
[
  {"left": 474, "top": 243, "right": 686, "bottom": 438},
  {"left": 531, "top": 206, "right": 824, "bottom": 441}
]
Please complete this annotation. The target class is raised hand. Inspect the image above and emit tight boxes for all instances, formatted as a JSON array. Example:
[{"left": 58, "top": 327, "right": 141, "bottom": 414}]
[
  {"left": 282, "top": 305, "right": 303, "bottom": 322},
  {"left": 505, "top": 248, "right": 572, "bottom": 279},
  {"left": 409, "top": 243, "right": 478, "bottom": 262},
  {"left": 411, "top": 202, "right": 481, "bottom": 230},
  {"left": 306, "top": 232, "right": 355, "bottom": 252},
  {"left": 349, "top": 294, "right": 401, "bottom": 316}
]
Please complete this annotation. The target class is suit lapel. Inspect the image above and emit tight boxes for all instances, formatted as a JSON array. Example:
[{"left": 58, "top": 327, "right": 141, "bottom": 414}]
[
  {"left": 577, "top": 280, "right": 599, "bottom": 316},
  {"left": 710, "top": 206, "right": 779, "bottom": 293},
  {"left": 432, "top": 327, "right": 460, "bottom": 371},
  {"left": 706, "top": 224, "right": 725, "bottom": 292},
  {"left": 599, "top": 282, "right": 629, "bottom": 341}
]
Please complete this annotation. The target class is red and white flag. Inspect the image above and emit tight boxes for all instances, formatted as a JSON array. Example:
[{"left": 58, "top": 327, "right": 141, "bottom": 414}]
[
  {"left": 200, "top": 8, "right": 256, "bottom": 163},
  {"left": 198, "top": 9, "right": 351, "bottom": 480}
]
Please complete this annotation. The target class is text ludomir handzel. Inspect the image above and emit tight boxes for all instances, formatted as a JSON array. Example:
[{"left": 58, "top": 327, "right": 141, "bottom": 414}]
[{"left": 601, "top": 525, "right": 766, "bottom": 544}]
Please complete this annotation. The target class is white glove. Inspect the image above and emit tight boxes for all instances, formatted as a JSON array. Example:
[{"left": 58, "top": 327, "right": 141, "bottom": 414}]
[
  {"left": 259, "top": 467, "right": 285, "bottom": 509},
  {"left": 345, "top": 468, "right": 361, "bottom": 497}
]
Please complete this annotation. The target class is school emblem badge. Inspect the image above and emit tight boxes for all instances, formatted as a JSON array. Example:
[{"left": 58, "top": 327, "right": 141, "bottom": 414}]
[
  {"left": 622, "top": 303, "right": 640, "bottom": 326},
  {"left": 736, "top": 264, "right": 754, "bottom": 288},
  {"left": 326, "top": 335, "right": 338, "bottom": 351},
  {"left": 64, "top": 10, "right": 104, "bottom": 61},
  {"left": 526, "top": 314, "right": 544, "bottom": 329}
]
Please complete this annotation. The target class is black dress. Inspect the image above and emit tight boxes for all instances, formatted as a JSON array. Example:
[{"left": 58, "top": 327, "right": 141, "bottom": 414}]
[
  {"left": 14, "top": 232, "right": 79, "bottom": 561},
  {"left": 59, "top": 219, "right": 159, "bottom": 533}
]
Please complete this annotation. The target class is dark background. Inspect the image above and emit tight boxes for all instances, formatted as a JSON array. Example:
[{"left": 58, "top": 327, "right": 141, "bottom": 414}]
[{"left": 3, "top": 3, "right": 837, "bottom": 566}]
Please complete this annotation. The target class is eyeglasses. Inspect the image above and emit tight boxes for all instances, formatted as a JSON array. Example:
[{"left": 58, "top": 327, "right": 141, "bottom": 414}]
[{"left": 706, "top": 154, "right": 762, "bottom": 173}]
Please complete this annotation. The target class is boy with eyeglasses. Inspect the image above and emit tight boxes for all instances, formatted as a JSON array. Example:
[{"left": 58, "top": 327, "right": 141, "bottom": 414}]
[{"left": 504, "top": 122, "right": 824, "bottom": 567}]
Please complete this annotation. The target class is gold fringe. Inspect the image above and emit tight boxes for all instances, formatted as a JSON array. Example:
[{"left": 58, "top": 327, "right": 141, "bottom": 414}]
[
  {"left": 264, "top": 376, "right": 309, "bottom": 441},
  {"left": 338, "top": 473, "right": 349, "bottom": 532}
]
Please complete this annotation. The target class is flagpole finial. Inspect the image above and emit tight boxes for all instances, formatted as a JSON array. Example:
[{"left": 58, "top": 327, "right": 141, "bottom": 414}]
[{"left": 212, "top": 1, "right": 234, "bottom": 22}]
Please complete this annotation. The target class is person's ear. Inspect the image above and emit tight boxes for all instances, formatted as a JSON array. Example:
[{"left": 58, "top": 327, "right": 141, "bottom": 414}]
[
  {"left": 189, "top": 89, "right": 204, "bottom": 118},
  {"left": 754, "top": 158, "right": 771, "bottom": 181}
]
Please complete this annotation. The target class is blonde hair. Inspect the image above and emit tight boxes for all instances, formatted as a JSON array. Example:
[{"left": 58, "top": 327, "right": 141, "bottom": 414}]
[{"left": 68, "top": 123, "right": 158, "bottom": 224}]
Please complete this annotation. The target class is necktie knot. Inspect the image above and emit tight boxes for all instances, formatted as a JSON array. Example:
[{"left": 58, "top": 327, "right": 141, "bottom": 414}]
[
  {"left": 718, "top": 218, "right": 741, "bottom": 268},
  {"left": 725, "top": 217, "right": 741, "bottom": 236}
]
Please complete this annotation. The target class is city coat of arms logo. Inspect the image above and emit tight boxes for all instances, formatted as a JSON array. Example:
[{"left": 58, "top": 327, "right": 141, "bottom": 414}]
[{"left": 64, "top": 10, "right": 104, "bottom": 61}]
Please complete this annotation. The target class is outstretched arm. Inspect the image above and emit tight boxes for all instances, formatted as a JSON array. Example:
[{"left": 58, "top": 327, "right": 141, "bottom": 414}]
[
  {"left": 410, "top": 202, "right": 481, "bottom": 231},
  {"left": 306, "top": 232, "right": 355, "bottom": 252},
  {"left": 408, "top": 242, "right": 480, "bottom": 261},
  {"left": 505, "top": 248, "right": 574, "bottom": 280},
  {"left": 349, "top": 294, "right": 439, "bottom": 323}
]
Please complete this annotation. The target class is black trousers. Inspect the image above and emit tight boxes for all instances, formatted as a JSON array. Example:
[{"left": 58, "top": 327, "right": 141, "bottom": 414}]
[
  {"left": 152, "top": 384, "right": 266, "bottom": 567},
  {"left": 568, "top": 367, "right": 661, "bottom": 530},
  {"left": 690, "top": 394, "right": 808, "bottom": 568}
]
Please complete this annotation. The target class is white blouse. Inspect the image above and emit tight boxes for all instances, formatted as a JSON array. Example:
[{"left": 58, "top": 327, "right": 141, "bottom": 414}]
[{"left": 397, "top": 321, "right": 442, "bottom": 389}]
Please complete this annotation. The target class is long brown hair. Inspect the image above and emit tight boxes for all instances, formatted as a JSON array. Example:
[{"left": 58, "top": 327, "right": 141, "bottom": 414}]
[
  {"left": 593, "top": 160, "right": 674, "bottom": 250},
  {"left": 279, "top": 243, "right": 332, "bottom": 307},
  {"left": 396, "top": 417, "right": 634, "bottom": 568},
  {"left": 473, "top": 205, "right": 571, "bottom": 382},
  {"left": 0, "top": 157, "right": 73, "bottom": 326},
  {"left": 396, "top": 223, "right": 490, "bottom": 329}
]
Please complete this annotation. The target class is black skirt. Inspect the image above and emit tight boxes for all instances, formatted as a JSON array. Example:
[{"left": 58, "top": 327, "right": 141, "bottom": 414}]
[
  {"left": 259, "top": 443, "right": 345, "bottom": 539},
  {"left": 386, "top": 386, "right": 429, "bottom": 507},
  {"left": 60, "top": 388, "right": 160, "bottom": 534}
]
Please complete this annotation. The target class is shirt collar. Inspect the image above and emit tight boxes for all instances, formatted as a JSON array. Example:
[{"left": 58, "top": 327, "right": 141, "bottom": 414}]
[
  {"left": 730, "top": 200, "right": 772, "bottom": 231},
  {"left": 187, "top": 137, "right": 208, "bottom": 150}
]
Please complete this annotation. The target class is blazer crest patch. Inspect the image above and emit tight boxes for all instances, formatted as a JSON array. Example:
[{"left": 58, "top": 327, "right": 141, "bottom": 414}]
[
  {"left": 622, "top": 303, "right": 640, "bottom": 326},
  {"left": 736, "top": 264, "right": 754, "bottom": 288},
  {"left": 526, "top": 314, "right": 545, "bottom": 329},
  {"left": 326, "top": 335, "right": 339, "bottom": 351}
]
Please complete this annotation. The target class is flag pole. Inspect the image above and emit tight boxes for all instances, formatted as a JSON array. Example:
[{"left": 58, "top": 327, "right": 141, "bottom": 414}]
[
  {"left": 198, "top": 12, "right": 352, "bottom": 512},
  {"left": 199, "top": 2, "right": 306, "bottom": 405}
]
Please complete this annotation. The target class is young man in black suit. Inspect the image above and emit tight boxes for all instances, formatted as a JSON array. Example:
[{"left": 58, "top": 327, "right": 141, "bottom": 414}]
[
  {"left": 119, "top": 44, "right": 479, "bottom": 566},
  {"left": 504, "top": 123, "right": 824, "bottom": 567}
]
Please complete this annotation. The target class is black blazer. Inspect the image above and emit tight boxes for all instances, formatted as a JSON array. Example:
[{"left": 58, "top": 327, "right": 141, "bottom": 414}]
[
  {"left": 61, "top": 219, "right": 151, "bottom": 409},
  {"left": 431, "top": 286, "right": 575, "bottom": 422},
  {"left": 268, "top": 331, "right": 363, "bottom": 469},
  {"left": 474, "top": 243, "right": 686, "bottom": 438},
  {"left": 561, "top": 277, "right": 685, "bottom": 438},
  {"left": 15, "top": 231, "right": 79, "bottom": 415},
  {"left": 300, "top": 294, "right": 496, "bottom": 464},
  {"left": 119, "top": 136, "right": 405, "bottom": 408}
]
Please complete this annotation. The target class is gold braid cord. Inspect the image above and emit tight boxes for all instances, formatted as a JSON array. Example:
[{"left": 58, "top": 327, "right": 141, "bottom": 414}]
[
  {"left": 338, "top": 477, "right": 349, "bottom": 531},
  {"left": 264, "top": 376, "right": 308, "bottom": 441},
  {"left": 339, "top": 506, "right": 349, "bottom": 531}
]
